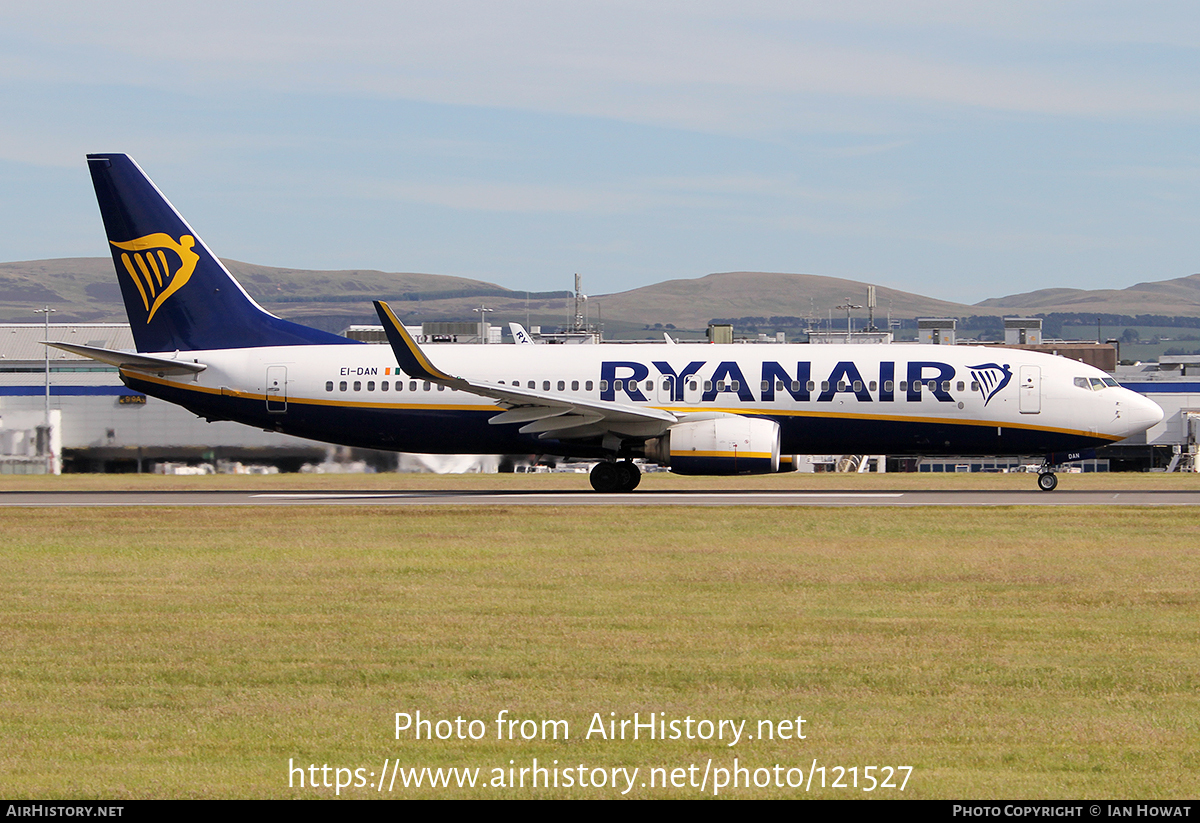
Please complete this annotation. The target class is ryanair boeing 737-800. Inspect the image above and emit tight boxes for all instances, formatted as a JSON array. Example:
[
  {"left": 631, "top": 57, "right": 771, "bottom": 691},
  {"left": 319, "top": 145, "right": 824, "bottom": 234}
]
[{"left": 60, "top": 154, "right": 1163, "bottom": 491}]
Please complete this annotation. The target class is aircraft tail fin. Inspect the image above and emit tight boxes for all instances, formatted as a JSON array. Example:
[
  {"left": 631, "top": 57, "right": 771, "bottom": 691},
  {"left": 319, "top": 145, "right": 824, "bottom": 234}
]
[
  {"left": 509, "top": 322, "right": 534, "bottom": 344},
  {"left": 86, "top": 153, "right": 355, "bottom": 352}
]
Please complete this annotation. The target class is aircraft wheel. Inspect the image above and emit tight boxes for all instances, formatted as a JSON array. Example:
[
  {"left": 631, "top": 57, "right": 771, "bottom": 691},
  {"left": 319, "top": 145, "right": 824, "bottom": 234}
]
[
  {"left": 590, "top": 462, "right": 623, "bottom": 493},
  {"left": 618, "top": 460, "right": 641, "bottom": 491},
  {"left": 1037, "top": 472, "right": 1058, "bottom": 492}
]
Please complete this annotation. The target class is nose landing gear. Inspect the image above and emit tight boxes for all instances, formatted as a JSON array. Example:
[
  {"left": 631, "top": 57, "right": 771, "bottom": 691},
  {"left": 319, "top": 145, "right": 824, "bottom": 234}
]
[{"left": 1036, "top": 471, "right": 1058, "bottom": 492}]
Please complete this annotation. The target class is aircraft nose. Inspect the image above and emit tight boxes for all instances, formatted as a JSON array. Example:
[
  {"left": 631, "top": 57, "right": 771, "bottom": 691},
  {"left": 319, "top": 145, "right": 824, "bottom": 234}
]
[{"left": 1120, "top": 391, "right": 1164, "bottom": 435}]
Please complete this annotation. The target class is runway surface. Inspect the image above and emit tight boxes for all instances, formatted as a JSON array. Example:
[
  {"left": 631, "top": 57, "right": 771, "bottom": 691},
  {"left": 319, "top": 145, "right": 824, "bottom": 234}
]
[{"left": 2, "top": 489, "right": 1200, "bottom": 507}]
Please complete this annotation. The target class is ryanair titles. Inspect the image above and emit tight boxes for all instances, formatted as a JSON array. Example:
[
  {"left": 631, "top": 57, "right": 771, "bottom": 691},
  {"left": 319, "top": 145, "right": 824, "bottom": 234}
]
[{"left": 600, "top": 360, "right": 1011, "bottom": 405}]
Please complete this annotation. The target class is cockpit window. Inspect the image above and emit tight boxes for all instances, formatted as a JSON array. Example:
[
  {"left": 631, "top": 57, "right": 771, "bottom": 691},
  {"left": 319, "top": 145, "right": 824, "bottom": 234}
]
[{"left": 1076, "top": 376, "right": 1118, "bottom": 391}]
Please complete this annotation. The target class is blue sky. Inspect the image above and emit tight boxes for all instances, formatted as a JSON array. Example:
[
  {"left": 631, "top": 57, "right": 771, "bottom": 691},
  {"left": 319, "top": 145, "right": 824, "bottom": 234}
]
[{"left": 3, "top": 1, "right": 1199, "bottom": 305}]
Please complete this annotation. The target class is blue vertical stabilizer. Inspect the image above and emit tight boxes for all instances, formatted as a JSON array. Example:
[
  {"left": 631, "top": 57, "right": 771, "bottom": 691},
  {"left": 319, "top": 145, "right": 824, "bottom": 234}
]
[{"left": 86, "top": 153, "right": 356, "bottom": 352}]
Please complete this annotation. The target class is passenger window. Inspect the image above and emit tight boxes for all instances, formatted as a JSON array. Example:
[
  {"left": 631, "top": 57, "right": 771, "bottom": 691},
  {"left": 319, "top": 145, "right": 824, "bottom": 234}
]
[
  {"left": 353, "top": 381, "right": 361, "bottom": 391},
  {"left": 367, "top": 381, "right": 375, "bottom": 391},
  {"left": 884, "top": 380, "right": 894, "bottom": 392},
  {"left": 410, "top": 381, "right": 417, "bottom": 391},
  {"left": 382, "top": 381, "right": 389, "bottom": 391},
  {"left": 731, "top": 381, "right": 739, "bottom": 391},
  {"left": 852, "top": 381, "right": 862, "bottom": 392},
  {"left": 762, "top": 381, "right": 770, "bottom": 392},
  {"left": 614, "top": 379, "right": 624, "bottom": 391},
  {"left": 587, "top": 381, "right": 594, "bottom": 391},
  {"left": 572, "top": 380, "right": 579, "bottom": 391},
  {"left": 869, "top": 381, "right": 877, "bottom": 392},
  {"left": 941, "top": 381, "right": 949, "bottom": 392},
  {"left": 902, "top": 381, "right": 912, "bottom": 392},
  {"left": 543, "top": 381, "right": 551, "bottom": 391},
  {"left": 599, "top": 380, "right": 609, "bottom": 392},
  {"left": 971, "top": 381, "right": 979, "bottom": 392},
  {"left": 790, "top": 381, "right": 799, "bottom": 392},
  {"left": 339, "top": 381, "right": 347, "bottom": 392},
  {"left": 325, "top": 381, "right": 333, "bottom": 392},
  {"left": 646, "top": 380, "right": 654, "bottom": 392},
  {"left": 424, "top": 382, "right": 431, "bottom": 391},
  {"left": 704, "top": 381, "right": 712, "bottom": 392},
  {"left": 438, "top": 384, "right": 445, "bottom": 391},
  {"left": 527, "top": 381, "right": 535, "bottom": 389},
  {"left": 821, "top": 381, "right": 830, "bottom": 392},
  {"left": 806, "top": 381, "right": 815, "bottom": 392},
  {"left": 956, "top": 381, "right": 964, "bottom": 392}
]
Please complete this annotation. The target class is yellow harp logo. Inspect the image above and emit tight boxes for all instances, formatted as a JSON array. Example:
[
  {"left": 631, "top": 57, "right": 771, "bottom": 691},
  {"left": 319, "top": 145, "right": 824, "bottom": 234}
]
[{"left": 110, "top": 233, "right": 200, "bottom": 323}]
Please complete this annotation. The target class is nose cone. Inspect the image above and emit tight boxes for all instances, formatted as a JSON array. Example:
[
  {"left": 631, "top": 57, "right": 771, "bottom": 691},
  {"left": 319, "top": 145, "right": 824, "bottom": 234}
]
[{"left": 1118, "top": 390, "right": 1164, "bottom": 437}]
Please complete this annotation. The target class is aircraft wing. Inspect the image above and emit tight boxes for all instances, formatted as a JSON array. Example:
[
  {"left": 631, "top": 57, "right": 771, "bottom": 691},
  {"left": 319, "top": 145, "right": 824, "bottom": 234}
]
[
  {"left": 45, "top": 342, "right": 208, "bottom": 375},
  {"left": 374, "top": 301, "right": 676, "bottom": 441}
]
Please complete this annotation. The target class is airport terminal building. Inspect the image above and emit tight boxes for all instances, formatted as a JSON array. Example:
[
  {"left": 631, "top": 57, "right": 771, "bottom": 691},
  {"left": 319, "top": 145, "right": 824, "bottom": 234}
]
[{"left": 0, "top": 324, "right": 327, "bottom": 473}]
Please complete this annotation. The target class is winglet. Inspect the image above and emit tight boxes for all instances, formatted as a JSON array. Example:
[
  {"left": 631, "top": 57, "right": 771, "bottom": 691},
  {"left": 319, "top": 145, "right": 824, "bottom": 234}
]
[{"left": 373, "top": 301, "right": 457, "bottom": 382}]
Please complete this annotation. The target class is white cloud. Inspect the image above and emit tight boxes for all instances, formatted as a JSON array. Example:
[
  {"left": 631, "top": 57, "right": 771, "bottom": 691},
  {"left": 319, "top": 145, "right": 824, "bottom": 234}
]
[{"left": 3, "top": 1, "right": 1199, "bottom": 140}]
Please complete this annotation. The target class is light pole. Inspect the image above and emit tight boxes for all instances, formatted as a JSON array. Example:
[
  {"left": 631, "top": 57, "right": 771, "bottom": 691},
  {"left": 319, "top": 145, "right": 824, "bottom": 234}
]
[
  {"left": 34, "top": 306, "right": 56, "bottom": 474},
  {"left": 835, "top": 300, "right": 861, "bottom": 338},
  {"left": 473, "top": 305, "right": 494, "bottom": 344}
]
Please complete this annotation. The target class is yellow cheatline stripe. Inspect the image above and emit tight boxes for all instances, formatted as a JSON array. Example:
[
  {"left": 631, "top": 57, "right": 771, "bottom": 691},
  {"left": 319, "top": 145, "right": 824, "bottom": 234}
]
[
  {"left": 378, "top": 302, "right": 455, "bottom": 382},
  {"left": 124, "top": 372, "right": 1124, "bottom": 442},
  {"left": 671, "top": 451, "right": 773, "bottom": 459}
]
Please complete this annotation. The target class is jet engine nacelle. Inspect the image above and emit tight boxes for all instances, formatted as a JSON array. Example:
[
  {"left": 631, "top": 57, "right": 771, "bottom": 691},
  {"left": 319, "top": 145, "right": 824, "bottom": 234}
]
[{"left": 645, "top": 414, "right": 780, "bottom": 475}]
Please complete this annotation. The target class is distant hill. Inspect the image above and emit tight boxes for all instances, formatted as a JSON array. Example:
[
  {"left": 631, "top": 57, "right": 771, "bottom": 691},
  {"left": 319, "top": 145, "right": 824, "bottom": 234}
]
[
  {"left": 976, "top": 273, "right": 1200, "bottom": 315},
  {"left": 0, "top": 258, "right": 571, "bottom": 332},
  {"left": 5, "top": 257, "right": 1200, "bottom": 333},
  {"left": 593, "top": 271, "right": 976, "bottom": 330}
]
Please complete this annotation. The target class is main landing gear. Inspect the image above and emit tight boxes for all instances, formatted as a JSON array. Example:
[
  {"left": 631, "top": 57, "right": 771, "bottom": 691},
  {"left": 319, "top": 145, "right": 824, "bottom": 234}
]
[{"left": 589, "top": 460, "right": 641, "bottom": 493}]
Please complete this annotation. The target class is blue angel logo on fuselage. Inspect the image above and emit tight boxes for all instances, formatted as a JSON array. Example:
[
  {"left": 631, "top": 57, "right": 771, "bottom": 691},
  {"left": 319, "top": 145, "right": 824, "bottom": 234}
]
[{"left": 969, "top": 363, "right": 1012, "bottom": 406}]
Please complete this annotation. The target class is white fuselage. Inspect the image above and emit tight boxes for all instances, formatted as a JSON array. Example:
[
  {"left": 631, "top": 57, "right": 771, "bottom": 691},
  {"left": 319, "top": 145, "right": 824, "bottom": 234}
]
[{"left": 120, "top": 341, "right": 1164, "bottom": 459}]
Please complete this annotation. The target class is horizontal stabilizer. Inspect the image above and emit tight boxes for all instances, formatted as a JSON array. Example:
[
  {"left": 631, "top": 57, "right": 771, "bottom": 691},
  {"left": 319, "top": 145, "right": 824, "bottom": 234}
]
[{"left": 46, "top": 342, "right": 207, "bottom": 374}]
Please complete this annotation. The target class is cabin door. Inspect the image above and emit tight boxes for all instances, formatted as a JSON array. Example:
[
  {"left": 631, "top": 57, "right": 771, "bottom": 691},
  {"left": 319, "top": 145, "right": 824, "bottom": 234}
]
[
  {"left": 266, "top": 365, "right": 288, "bottom": 413},
  {"left": 1019, "top": 365, "right": 1041, "bottom": 414}
]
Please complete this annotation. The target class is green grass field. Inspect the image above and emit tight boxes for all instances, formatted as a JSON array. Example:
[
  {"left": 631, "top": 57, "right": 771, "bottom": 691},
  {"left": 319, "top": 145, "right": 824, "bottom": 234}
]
[{"left": 1, "top": 478, "right": 1197, "bottom": 799}]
